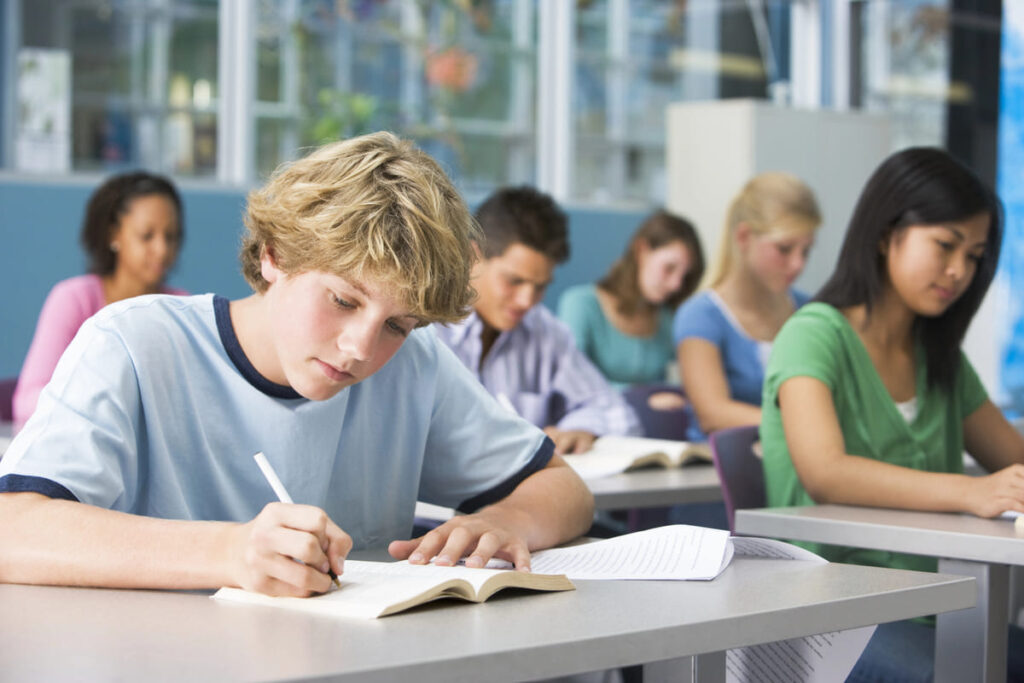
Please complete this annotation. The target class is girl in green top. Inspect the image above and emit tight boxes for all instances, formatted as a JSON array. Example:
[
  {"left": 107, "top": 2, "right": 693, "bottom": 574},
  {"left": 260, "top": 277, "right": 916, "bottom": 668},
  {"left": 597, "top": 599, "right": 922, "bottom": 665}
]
[{"left": 763, "top": 147, "right": 1024, "bottom": 682}]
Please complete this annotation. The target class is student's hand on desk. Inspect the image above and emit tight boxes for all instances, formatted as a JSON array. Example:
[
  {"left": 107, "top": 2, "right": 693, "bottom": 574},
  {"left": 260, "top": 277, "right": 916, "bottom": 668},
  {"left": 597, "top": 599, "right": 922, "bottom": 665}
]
[
  {"left": 963, "top": 464, "right": 1024, "bottom": 518},
  {"left": 388, "top": 512, "right": 532, "bottom": 572},
  {"left": 231, "top": 502, "right": 352, "bottom": 597},
  {"left": 542, "top": 426, "right": 596, "bottom": 455}
]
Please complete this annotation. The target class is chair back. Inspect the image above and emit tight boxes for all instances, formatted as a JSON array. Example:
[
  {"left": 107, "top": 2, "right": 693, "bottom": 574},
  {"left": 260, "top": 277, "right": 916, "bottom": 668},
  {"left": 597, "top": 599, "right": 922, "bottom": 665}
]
[
  {"left": 0, "top": 377, "right": 16, "bottom": 423},
  {"left": 709, "top": 425, "right": 763, "bottom": 533},
  {"left": 621, "top": 383, "right": 690, "bottom": 441}
]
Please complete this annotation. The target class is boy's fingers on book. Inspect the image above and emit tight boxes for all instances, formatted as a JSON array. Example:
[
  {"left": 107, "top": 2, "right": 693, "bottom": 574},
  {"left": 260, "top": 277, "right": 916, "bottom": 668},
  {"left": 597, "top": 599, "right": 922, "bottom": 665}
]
[
  {"left": 464, "top": 531, "right": 505, "bottom": 568},
  {"left": 431, "top": 525, "right": 476, "bottom": 566},
  {"left": 400, "top": 527, "right": 449, "bottom": 564}
]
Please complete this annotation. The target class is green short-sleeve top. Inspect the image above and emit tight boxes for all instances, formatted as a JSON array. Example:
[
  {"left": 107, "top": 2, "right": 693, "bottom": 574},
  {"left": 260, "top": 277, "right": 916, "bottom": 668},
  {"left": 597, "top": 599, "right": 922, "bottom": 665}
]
[{"left": 761, "top": 302, "right": 988, "bottom": 572}]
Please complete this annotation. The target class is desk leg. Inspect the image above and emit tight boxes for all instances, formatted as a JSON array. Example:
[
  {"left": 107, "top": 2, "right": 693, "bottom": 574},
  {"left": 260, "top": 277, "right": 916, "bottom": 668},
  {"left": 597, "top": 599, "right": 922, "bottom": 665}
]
[
  {"left": 935, "top": 559, "right": 1008, "bottom": 683},
  {"left": 643, "top": 652, "right": 725, "bottom": 683}
]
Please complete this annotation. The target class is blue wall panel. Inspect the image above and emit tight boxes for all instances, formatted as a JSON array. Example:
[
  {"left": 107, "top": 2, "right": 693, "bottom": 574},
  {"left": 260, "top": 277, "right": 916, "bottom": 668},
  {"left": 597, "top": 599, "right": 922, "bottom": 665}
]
[{"left": 0, "top": 177, "right": 644, "bottom": 377}]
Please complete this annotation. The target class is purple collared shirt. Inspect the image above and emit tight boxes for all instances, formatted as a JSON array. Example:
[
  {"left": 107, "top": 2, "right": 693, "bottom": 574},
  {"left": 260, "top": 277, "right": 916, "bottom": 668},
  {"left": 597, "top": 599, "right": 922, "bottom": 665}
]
[{"left": 433, "top": 305, "right": 641, "bottom": 437}]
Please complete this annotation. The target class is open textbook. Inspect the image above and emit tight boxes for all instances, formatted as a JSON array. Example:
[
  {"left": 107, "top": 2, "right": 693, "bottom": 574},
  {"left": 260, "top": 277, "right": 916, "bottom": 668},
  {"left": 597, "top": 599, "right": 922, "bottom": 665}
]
[
  {"left": 213, "top": 560, "right": 574, "bottom": 619},
  {"left": 562, "top": 435, "right": 712, "bottom": 480}
]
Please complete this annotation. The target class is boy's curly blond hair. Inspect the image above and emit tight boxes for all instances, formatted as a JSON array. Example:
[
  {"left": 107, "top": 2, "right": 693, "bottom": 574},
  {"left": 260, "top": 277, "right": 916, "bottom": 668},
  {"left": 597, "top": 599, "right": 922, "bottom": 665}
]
[{"left": 240, "top": 132, "right": 479, "bottom": 324}]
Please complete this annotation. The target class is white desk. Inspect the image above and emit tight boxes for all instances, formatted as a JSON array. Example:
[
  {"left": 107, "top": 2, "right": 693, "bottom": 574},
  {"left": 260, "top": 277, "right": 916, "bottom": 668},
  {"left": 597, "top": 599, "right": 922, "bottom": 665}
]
[
  {"left": 416, "top": 466, "right": 723, "bottom": 524},
  {"left": 0, "top": 556, "right": 972, "bottom": 682},
  {"left": 736, "top": 505, "right": 1024, "bottom": 683},
  {"left": 588, "top": 464, "right": 722, "bottom": 510}
]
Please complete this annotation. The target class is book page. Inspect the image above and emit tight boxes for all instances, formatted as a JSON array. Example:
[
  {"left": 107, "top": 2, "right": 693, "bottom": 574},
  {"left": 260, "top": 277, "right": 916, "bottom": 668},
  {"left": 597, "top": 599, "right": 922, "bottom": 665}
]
[
  {"left": 526, "top": 525, "right": 732, "bottom": 580},
  {"left": 730, "top": 536, "right": 827, "bottom": 563},
  {"left": 214, "top": 561, "right": 506, "bottom": 619},
  {"left": 727, "top": 626, "right": 876, "bottom": 683},
  {"left": 588, "top": 435, "right": 689, "bottom": 461},
  {"left": 561, "top": 452, "right": 644, "bottom": 480}
]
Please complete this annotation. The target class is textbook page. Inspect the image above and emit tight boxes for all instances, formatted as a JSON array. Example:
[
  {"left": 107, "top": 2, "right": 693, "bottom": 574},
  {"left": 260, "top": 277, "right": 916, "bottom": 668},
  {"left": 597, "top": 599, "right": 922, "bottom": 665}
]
[
  {"left": 727, "top": 626, "right": 876, "bottom": 683},
  {"left": 730, "top": 536, "right": 827, "bottom": 563},
  {"left": 212, "top": 560, "right": 568, "bottom": 619},
  {"left": 215, "top": 561, "right": 489, "bottom": 619},
  {"left": 526, "top": 525, "right": 732, "bottom": 580},
  {"left": 727, "top": 536, "right": 872, "bottom": 682}
]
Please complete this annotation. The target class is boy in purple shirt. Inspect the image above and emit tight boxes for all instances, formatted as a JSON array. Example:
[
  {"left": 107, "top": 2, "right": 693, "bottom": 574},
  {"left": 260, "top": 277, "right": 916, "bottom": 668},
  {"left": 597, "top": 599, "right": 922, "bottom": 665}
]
[{"left": 434, "top": 186, "right": 640, "bottom": 454}]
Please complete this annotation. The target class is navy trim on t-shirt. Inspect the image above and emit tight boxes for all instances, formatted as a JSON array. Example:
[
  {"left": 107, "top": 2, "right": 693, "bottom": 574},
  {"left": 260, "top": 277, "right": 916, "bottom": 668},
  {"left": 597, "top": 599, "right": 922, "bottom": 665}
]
[
  {"left": 0, "top": 474, "right": 79, "bottom": 501},
  {"left": 213, "top": 295, "right": 302, "bottom": 399},
  {"left": 456, "top": 436, "right": 556, "bottom": 514}
]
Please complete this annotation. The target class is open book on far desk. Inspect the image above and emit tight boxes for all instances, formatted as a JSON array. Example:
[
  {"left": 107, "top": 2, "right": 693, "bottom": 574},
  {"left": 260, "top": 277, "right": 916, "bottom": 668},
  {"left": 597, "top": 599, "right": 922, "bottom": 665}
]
[{"left": 562, "top": 435, "right": 712, "bottom": 480}]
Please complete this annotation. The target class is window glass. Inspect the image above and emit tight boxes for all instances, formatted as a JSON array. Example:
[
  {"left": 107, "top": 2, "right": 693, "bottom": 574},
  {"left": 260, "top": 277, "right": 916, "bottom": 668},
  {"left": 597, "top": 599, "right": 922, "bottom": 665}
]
[
  {"left": 253, "top": 0, "right": 536, "bottom": 196},
  {"left": 853, "top": 0, "right": 950, "bottom": 149},
  {"left": 17, "top": 0, "right": 219, "bottom": 176},
  {"left": 571, "top": 0, "right": 792, "bottom": 204}
]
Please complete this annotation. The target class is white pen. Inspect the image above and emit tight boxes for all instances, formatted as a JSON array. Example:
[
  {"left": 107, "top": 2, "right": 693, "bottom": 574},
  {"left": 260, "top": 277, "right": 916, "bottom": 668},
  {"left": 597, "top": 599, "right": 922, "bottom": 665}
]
[{"left": 253, "top": 451, "right": 340, "bottom": 587}]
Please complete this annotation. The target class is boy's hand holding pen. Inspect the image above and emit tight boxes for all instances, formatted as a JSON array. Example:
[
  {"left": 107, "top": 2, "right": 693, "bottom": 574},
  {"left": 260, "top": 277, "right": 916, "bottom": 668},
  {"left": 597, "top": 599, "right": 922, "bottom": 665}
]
[{"left": 252, "top": 451, "right": 348, "bottom": 592}]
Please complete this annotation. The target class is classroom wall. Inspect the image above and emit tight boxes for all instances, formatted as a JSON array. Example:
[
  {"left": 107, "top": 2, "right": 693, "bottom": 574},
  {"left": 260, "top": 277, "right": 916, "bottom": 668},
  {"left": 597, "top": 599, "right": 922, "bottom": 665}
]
[{"left": 0, "top": 175, "right": 645, "bottom": 378}]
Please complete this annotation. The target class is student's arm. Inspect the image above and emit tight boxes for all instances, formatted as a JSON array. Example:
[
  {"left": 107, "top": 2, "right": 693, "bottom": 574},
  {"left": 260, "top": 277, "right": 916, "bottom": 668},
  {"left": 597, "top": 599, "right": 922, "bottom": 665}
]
[
  {"left": 779, "top": 377, "right": 1024, "bottom": 517},
  {"left": 388, "top": 455, "right": 594, "bottom": 570},
  {"left": 678, "top": 338, "right": 761, "bottom": 432},
  {"left": 0, "top": 492, "right": 352, "bottom": 594}
]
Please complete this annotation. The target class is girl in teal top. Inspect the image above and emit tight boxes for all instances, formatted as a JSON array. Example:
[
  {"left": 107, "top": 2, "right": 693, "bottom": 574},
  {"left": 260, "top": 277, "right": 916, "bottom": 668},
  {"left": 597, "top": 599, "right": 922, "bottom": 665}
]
[
  {"left": 762, "top": 147, "right": 1024, "bottom": 682},
  {"left": 558, "top": 209, "right": 704, "bottom": 393}
]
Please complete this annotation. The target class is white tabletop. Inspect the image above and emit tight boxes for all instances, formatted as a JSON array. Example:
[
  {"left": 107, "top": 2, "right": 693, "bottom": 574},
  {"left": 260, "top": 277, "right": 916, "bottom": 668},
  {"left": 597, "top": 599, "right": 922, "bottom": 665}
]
[
  {"left": 0, "top": 557, "right": 972, "bottom": 682},
  {"left": 735, "top": 504, "right": 1024, "bottom": 683},
  {"left": 735, "top": 504, "right": 1024, "bottom": 565},
  {"left": 588, "top": 464, "right": 722, "bottom": 510}
]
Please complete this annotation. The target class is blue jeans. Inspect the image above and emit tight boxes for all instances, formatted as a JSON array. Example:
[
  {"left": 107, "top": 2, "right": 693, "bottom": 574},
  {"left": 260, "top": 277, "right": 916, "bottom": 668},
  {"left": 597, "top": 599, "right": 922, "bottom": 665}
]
[{"left": 847, "top": 619, "right": 1024, "bottom": 683}]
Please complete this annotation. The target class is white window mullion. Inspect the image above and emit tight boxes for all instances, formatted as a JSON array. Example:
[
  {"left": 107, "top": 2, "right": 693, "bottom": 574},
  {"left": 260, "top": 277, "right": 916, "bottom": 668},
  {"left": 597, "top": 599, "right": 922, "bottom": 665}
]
[
  {"left": 400, "top": 0, "right": 424, "bottom": 131},
  {"left": 508, "top": 0, "right": 533, "bottom": 183},
  {"left": 790, "top": 0, "right": 822, "bottom": 107},
  {"left": 606, "top": 0, "right": 628, "bottom": 202},
  {"left": 535, "top": 0, "right": 573, "bottom": 202},
  {"left": 830, "top": 0, "right": 852, "bottom": 110},
  {"left": 3, "top": 0, "right": 23, "bottom": 168},
  {"left": 217, "top": 0, "right": 253, "bottom": 185}
]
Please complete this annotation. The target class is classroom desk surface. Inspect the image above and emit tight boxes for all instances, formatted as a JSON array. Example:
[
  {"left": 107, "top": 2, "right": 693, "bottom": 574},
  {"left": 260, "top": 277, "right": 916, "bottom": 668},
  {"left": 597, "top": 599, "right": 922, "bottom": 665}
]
[
  {"left": 587, "top": 463, "right": 722, "bottom": 510},
  {"left": 0, "top": 556, "right": 972, "bottom": 683},
  {"left": 735, "top": 505, "right": 1024, "bottom": 683}
]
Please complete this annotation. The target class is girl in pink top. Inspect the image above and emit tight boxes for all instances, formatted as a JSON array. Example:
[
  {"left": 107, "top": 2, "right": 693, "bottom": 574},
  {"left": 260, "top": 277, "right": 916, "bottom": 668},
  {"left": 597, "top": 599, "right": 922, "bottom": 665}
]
[{"left": 13, "top": 172, "right": 187, "bottom": 425}]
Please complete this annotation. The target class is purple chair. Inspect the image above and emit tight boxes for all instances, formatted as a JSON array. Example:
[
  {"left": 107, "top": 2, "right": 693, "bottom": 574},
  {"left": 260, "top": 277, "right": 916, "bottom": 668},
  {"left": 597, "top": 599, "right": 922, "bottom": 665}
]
[
  {"left": 0, "top": 377, "right": 16, "bottom": 423},
  {"left": 621, "top": 383, "right": 690, "bottom": 440},
  {"left": 709, "top": 425, "right": 763, "bottom": 533}
]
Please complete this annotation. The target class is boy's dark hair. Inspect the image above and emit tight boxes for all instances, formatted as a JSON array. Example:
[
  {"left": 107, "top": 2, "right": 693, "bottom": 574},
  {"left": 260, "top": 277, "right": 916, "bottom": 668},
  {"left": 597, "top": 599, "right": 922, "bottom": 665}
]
[
  {"left": 815, "top": 147, "right": 1002, "bottom": 391},
  {"left": 599, "top": 209, "right": 705, "bottom": 316},
  {"left": 474, "top": 186, "right": 569, "bottom": 263},
  {"left": 80, "top": 171, "right": 184, "bottom": 276}
]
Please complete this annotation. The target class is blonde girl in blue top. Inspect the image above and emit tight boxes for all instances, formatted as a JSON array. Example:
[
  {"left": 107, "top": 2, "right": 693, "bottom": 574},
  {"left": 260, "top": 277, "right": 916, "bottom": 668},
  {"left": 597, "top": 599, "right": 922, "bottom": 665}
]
[{"left": 674, "top": 172, "right": 821, "bottom": 440}]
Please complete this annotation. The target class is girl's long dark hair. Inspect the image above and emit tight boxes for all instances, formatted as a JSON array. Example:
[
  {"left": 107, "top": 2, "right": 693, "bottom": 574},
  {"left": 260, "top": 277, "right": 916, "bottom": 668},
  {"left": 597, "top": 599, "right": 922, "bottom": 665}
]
[
  {"left": 598, "top": 209, "right": 705, "bottom": 317},
  {"left": 815, "top": 147, "right": 1002, "bottom": 391}
]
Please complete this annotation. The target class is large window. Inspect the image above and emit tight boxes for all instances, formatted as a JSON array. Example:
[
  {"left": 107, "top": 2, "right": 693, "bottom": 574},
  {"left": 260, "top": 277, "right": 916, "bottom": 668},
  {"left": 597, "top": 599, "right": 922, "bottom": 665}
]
[
  {"left": 251, "top": 0, "right": 536, "bottom": 192},
  {"left": 16, "top": 0, "right": 218, "bottom": 176},
  {"left": 1, "top": 0, "right": 1003, "bottom": 204},
  {"left": 571, "top": 0, "right": 793, "bottom": 203}
]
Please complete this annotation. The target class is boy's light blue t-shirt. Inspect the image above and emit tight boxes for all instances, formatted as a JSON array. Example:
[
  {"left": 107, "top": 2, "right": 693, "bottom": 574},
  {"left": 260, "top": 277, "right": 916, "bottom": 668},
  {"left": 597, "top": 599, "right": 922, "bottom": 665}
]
[
  {"left": 672, "top": 289, "right": 810, "bottom": 440},
  {"left": 0, "top": 295, "right": 551, "bottom": 550}
]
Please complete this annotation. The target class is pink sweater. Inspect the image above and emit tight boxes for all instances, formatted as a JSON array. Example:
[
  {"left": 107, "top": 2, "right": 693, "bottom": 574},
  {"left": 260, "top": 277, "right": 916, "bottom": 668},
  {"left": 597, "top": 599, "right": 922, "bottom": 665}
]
[{"left": 12, "top": 274, "right": 186, "bottom": 426}]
